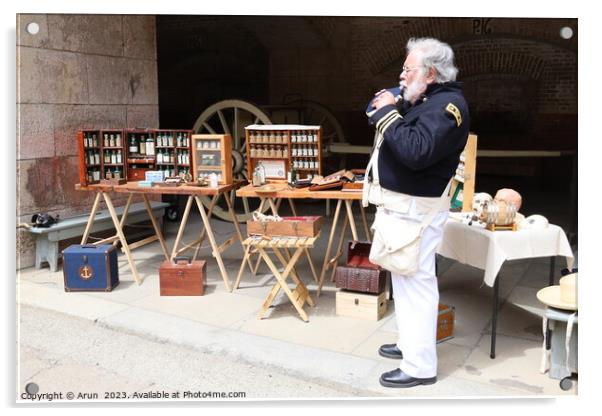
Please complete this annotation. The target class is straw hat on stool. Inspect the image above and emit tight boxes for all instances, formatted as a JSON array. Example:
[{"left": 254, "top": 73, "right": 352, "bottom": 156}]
[{"left": 536, "top": 273, "right": 578, "bottom": 310}]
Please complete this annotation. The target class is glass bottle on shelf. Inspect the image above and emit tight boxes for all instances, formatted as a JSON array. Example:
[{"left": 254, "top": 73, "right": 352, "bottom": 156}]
[
  {"left": 139, "top": 136, "right": 146, "bottom": 155},
  {"left": 109, "top": 134, "right": 115, "bottom": 148},
  {"left": 116, "top": 133, "right": 122, "bottom": 147},
  {"left": 287, "top": 162, "right": 297, "bottom": 185},
  {"left": 146, "top": 135, "right": 155, "bottom": 156},
  {"left": 117, "top": 150, "right": 122, "bottom": 164},
  {"left": 129, "top": 136, "right": 137, "bottom": 154},
  {"left": 103, "top": 134, "right": 109, "bottom": 148}
]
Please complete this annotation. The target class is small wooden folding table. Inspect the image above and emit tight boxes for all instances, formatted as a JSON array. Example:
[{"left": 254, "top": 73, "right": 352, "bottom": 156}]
[{"left": 241, "top": 235, "right": 317, "bottom": 322}]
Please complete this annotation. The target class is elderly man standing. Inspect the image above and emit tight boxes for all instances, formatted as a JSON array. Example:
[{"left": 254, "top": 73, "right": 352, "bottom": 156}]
[{"left": 365, "top": 37, "right": 470, "bottom": 388}]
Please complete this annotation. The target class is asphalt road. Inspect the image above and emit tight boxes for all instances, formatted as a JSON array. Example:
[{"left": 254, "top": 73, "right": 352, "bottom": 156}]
[{"left": 17, "top": 305, "right": 378, "bottom": 403}]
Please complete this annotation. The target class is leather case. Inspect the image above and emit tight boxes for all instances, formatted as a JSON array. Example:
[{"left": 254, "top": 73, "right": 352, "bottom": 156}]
[
  {"left": 335, "top": 265, "right": 387, "bottom": 294},
  {"left": 335, "top": 241, "right": 388, "bottom": 294}
]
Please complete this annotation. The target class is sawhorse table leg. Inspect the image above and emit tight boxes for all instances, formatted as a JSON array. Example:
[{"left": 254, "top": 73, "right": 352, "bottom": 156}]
[{"left": 80, "top": 191, "right": 143, "bottom": 285}]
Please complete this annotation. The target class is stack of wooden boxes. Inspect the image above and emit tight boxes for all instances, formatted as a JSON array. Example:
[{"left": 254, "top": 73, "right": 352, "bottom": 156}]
[
  {"left": 334, "top": 241, "right": 455, "bottom": 342},
  {"left": 335, "top": 241, "right": 389, "bottom": 321}
]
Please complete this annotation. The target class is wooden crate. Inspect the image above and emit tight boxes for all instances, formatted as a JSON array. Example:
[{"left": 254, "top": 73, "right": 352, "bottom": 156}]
[
  {"left": 335, "top": 290, "right": 387, "bottom": 321},
  {"left": 247, "top": 216, "right": 322, "bottom": 238}
]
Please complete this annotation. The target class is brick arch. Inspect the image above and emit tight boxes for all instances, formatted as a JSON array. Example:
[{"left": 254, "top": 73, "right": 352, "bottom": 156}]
[
  {"left": 362, "top": 18, "right": 461, "bottom": 75},
  {"left": 455, "top": 50, "right": 545, "bottom": 81},
  {"left": 364, "top": 29, "right": 572, "bottom": 80}
]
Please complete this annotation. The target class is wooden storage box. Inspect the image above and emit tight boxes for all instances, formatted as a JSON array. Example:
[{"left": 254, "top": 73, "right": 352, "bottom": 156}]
[
  {"left": 437, "top": 303, "right": 455, "bottom": 343},
  {"left": 247, "top": 216, "right": 322, "bottom": 238},
  {"left": 335, "top": 290, "right": 387, "bottom": 321},
  {"left": 159, "top": 257, "right": 206, "bottom": 296}
]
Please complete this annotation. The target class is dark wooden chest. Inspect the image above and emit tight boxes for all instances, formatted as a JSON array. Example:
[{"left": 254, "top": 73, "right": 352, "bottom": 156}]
[
  {"left": 335, "top": 266, "right": 387, "bottom": 294},
  {"left": 335, "top": 241, "right": 388, "bottom": 294}
]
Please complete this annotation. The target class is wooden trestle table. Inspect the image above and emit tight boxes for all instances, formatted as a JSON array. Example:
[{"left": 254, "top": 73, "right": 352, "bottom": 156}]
[{"left": 76, "top": 181, "right": 248, "bottom": 291}]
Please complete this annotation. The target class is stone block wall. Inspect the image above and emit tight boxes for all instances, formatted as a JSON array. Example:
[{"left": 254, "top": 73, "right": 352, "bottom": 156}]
[{"left": 16, "top": 14, "right": 159, "bottom": 268}]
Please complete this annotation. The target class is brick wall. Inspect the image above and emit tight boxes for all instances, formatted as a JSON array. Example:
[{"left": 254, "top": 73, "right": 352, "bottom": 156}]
[{"left": 16, "top": 14, "right": 159, "bottom": 268}]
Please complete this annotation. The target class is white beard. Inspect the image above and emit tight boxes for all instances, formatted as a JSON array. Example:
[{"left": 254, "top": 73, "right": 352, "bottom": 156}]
[{"left": 402, "top": 80, "right": 427, "bottom": 103}]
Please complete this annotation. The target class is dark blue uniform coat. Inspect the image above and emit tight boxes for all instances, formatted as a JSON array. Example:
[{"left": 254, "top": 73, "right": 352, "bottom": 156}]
[{"left": 368, "top": 82, "right": 470, "bottom": 197}]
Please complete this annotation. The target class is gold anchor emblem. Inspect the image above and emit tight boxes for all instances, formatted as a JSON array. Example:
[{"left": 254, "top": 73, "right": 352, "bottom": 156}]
[{"left": 79, "top": 265, "right": 93, "bottom": 280}]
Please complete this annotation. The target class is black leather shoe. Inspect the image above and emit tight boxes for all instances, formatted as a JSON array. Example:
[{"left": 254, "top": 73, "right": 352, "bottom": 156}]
[
  {"left": 378, "top": 344, "right": 403, "bottom": 359},
  {"left": 379, "top": 368, "right": 437, "bottom": 388}
]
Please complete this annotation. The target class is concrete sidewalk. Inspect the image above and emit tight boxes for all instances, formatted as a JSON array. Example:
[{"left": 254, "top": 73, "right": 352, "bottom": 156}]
[{"left": 16, "top": 205, "right": 577, "bottom": 398}]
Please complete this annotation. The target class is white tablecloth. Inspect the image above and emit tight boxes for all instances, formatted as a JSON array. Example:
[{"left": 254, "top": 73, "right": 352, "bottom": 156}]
[{"left": 437, "top": 221, "right": 574, "bottom": 287}]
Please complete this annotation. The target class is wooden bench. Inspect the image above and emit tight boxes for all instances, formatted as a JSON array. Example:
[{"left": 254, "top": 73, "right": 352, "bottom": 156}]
[{"left": 25, "top": 201, "right": 169, "bottom": 272}]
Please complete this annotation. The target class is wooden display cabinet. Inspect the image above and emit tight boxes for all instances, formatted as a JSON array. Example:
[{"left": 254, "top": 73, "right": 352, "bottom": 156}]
[
  {"left": 78, "top": 129, "right": 126, "bottom": 185},
  {"left": 191, "top": 134, "right": 233, "bottom": 184},
  {"left": 244, "top": 125, "right": 322, "bottom": 181},
  {"left": 78, "top": 129, "right": 102, "bottom": 185},
  {"left": 78, "top": 128, "right": 193, "bottom": 185},
  {"left": 155, "top": 129, "right": 193, "bottom": 179}
]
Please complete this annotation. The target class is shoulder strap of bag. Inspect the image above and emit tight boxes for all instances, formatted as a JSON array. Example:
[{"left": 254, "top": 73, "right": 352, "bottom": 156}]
[{"left": 365, "top": 130, "right": 384, "bottom": 185}]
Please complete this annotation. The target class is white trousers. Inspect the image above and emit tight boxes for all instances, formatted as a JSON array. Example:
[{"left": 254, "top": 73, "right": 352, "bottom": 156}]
[{"left": 390, "top": 209, "right": 448, "bottom": 379}]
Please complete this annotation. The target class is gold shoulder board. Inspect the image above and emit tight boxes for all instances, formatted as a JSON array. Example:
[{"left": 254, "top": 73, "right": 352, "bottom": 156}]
[{"left": 445, "top": 103, "right": 462, "bottom": 127}]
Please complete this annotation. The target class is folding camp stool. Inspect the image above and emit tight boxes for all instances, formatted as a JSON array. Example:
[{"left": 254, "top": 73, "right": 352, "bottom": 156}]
[{"left": 240, "top": 235, "right": 317, "bottom": 322}]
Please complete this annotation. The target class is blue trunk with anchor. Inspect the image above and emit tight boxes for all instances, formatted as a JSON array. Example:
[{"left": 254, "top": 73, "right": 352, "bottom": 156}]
[{"left": 62, "top": 245, "right": 119, "bottom": 292}]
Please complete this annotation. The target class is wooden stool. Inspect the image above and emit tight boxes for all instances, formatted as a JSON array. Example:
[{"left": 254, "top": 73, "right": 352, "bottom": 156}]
[{"left": 239, "top": 236, "right": 317, "bottom": 322}]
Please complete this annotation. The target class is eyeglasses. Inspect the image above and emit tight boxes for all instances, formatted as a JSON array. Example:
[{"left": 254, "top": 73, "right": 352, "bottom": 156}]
[{"left": 401, "top": 66, "right": 422, "bottom": 74}]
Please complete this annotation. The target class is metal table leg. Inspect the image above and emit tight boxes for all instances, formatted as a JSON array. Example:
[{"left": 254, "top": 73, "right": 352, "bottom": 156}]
[{"left": 490, "top": 275, "right": 500, "bottom": 359}]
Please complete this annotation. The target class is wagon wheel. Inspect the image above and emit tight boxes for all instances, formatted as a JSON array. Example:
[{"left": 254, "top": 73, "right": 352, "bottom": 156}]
[
  {"left": 192, "top": 99, "right": 272, "bottom": 222},
  {"left": 282, "top": 98, "right": 346, "bottom": 172}
]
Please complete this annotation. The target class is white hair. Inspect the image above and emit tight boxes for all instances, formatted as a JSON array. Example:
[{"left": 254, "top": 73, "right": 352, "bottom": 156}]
[{"left": 407, "top": 37, "right": 458, "bottom": 83}]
